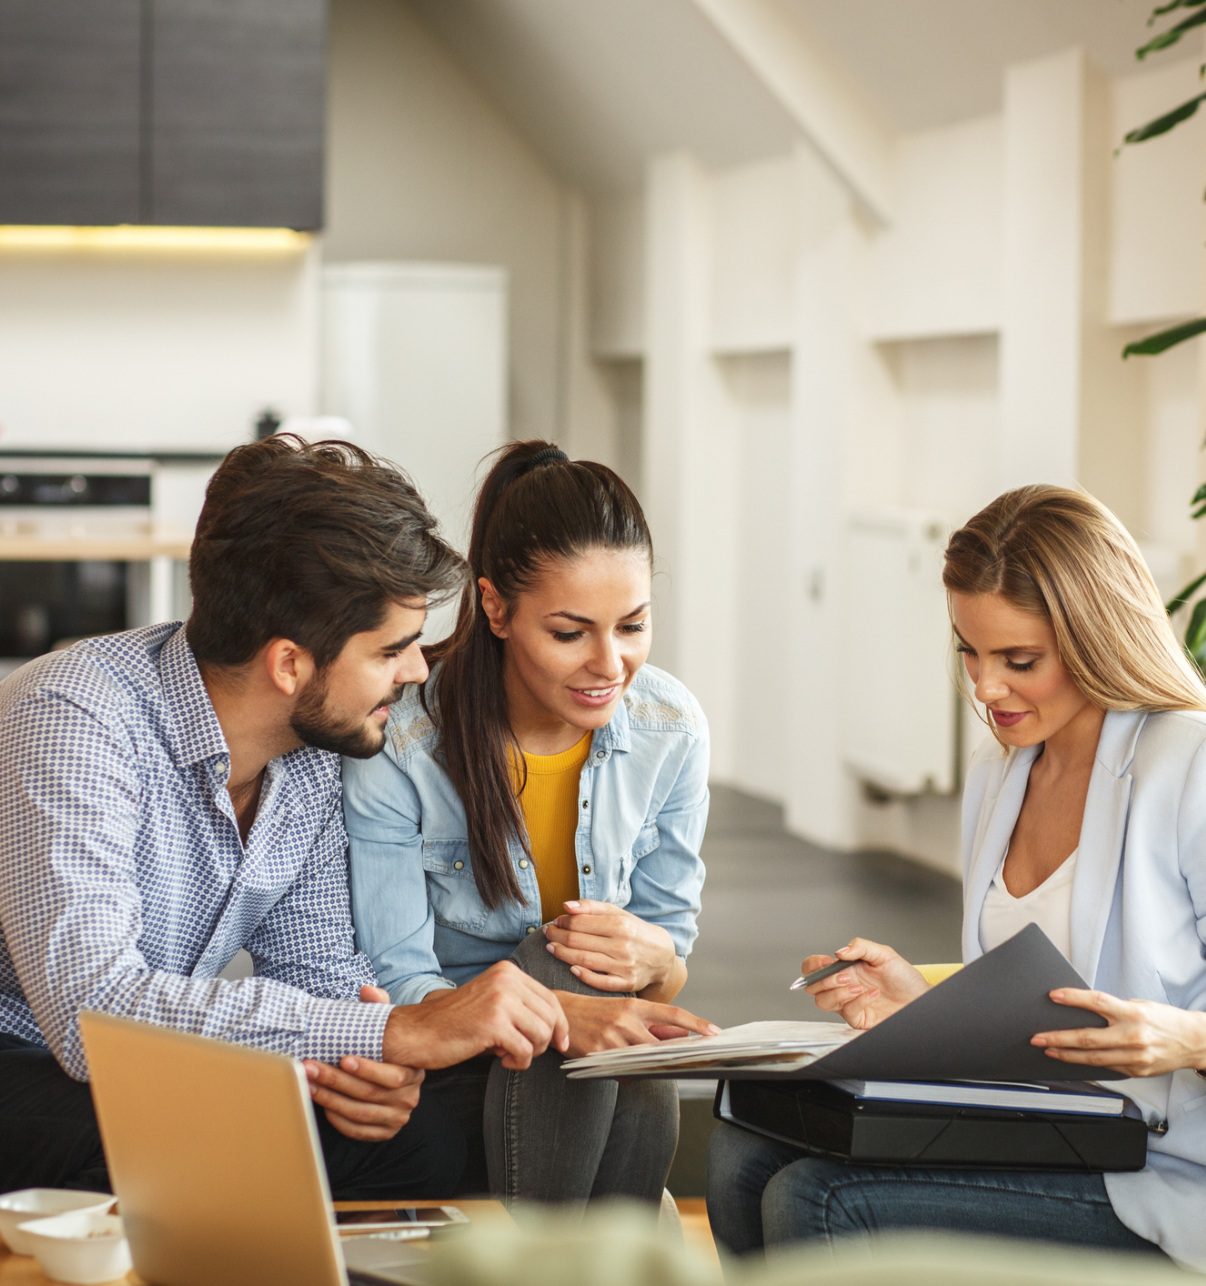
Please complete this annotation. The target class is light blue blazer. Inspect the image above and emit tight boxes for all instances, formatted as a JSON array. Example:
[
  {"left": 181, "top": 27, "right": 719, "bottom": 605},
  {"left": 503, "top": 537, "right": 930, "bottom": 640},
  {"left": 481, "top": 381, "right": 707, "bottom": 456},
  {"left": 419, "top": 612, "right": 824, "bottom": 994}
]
[{"left": 960, "top": 708, "right": 1206, "bottom": 1268}]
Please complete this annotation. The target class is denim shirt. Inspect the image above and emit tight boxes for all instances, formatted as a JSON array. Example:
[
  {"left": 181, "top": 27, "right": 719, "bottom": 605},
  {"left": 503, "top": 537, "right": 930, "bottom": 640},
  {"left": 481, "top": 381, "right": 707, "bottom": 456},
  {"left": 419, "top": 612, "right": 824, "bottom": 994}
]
[{"left": 343, "top": 664, "right": 709, "bottom": 1006}]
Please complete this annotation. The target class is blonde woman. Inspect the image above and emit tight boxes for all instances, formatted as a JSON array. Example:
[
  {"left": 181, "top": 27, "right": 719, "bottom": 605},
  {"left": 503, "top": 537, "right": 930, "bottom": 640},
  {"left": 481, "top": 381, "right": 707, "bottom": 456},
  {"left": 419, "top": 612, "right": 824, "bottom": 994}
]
[{"left": 709, "top": 486, "right": 1206, "bottom": 1267}]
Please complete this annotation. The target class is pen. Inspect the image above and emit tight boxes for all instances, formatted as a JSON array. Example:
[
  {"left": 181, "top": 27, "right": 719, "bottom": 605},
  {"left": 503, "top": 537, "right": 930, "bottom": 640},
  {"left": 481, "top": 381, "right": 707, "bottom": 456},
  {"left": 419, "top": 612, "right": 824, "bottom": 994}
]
[{"left": 789, "top": 958, "right": 848, "bottom": 991}]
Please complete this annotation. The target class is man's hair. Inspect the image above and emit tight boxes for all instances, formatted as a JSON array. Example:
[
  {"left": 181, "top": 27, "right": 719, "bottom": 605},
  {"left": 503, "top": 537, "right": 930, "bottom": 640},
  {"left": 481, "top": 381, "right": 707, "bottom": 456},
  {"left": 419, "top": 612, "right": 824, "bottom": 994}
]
[{"left": 186, "top": 435, "right": 466, "bottom": 669}]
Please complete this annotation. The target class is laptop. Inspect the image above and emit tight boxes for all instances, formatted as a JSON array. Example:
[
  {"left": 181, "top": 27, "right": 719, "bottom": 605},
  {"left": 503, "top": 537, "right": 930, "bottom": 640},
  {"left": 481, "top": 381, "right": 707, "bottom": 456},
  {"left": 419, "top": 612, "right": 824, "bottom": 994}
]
[{"left": 79, "top": 1010, "right": 438, "bottom": 1286}]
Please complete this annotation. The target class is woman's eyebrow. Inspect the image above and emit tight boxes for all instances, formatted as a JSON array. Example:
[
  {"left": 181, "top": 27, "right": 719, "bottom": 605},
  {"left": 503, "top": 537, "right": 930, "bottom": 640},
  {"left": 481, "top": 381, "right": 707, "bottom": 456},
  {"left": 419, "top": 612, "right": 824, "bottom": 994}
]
[
  {"left": 953, "top": 630, "right": 1044, "bottom": 655},
  {"left": 545, "top": 602, "right": 650, "bottom": 625}
]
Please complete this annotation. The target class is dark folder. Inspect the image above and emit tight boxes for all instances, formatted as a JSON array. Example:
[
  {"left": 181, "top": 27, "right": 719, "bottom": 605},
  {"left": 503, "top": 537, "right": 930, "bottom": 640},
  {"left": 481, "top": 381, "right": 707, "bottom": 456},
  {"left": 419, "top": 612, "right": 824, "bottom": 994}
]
[{"left": 715, "top": 1078, "right": 1149, "bottom": 1171}]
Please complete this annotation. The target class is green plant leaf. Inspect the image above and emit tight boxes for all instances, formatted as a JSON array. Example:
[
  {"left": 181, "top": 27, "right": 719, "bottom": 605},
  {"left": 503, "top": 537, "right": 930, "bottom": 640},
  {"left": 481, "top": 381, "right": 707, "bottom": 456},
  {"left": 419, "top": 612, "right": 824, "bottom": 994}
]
[
  {"left": 1192, "top": 483, "right": 1206, "bottom": 504},
  {"left": 1122, "top": 316, "right": 1206, "bottom": 357},
  {"left": 1138, "top": 5, "right": 1206, "bottom": 55},
  {"left": 1122, "top": 91, "right": 1206, "bottom": 143},
  {"left": 1150, "top": 0, "right": 1206, "bottom": 21},
  {"left": 1167, "top": 570, "right": 1206, "bottom": 615},
  {"left": 1186, "top": 598, "right": 1206, "bottom": 666}
]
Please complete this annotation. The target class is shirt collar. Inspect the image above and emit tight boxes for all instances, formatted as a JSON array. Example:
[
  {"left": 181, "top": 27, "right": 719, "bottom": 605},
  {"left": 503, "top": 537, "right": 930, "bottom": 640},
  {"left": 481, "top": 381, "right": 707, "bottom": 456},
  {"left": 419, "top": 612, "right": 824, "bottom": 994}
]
[
  {"left": 592, "top": 691, "right": 632, "bottom": 756},
  {"left": 159, "top": 624, "right": 231, "bottom": 769}
]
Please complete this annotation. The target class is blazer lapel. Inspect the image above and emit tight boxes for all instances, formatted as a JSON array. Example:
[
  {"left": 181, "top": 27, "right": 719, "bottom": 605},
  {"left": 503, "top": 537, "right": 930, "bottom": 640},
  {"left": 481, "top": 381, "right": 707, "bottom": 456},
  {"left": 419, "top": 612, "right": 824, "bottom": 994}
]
[
  {"left": 962, "top": 743, "right": 1040, "bottom": 961},
  {"left": 1069, "top": 709, "right": 1145, "bottom": 984}
]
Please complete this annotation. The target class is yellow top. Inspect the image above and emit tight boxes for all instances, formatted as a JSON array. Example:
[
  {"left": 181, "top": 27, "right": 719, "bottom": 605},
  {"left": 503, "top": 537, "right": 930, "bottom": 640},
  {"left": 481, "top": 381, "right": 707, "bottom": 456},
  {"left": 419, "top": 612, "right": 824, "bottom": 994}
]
[{"left": 514, "top": 732, "right": 592, "bottom": 920}]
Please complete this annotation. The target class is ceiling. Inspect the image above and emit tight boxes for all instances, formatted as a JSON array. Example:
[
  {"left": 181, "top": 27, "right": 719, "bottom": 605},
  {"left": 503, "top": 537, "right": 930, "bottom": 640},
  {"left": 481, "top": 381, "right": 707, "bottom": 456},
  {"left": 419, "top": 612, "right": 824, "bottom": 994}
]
[
  {"left": 786, "top": 0, "right": 1198, "bottom": 132},
  {"left": 409, "top": 0, "right": 1201, "bottom": 192},
  {"left": 407, "top": 0, "right": 804, "bottom": 192}
]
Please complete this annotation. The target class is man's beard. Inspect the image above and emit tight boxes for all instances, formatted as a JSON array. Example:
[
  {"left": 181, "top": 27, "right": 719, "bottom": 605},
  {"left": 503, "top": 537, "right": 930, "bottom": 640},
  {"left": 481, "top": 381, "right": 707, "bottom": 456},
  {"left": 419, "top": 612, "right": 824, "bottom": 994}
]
[{"left": 290, "top": 674, "right": 403, "bottom": 759}]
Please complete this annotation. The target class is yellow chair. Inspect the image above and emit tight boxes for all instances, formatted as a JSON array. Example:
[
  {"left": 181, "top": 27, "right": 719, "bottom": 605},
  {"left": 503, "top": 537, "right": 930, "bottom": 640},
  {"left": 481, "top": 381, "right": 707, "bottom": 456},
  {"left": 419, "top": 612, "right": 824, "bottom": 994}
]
[{"left": 916, "top": 963, "right": 962, "bottom": 986}]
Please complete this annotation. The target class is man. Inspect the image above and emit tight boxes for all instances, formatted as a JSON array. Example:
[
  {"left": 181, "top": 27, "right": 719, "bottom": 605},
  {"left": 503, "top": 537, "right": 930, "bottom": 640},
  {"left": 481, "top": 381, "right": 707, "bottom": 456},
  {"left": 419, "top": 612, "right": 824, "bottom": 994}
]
[{"left": 0, "top": 435, "right": 567, "bottom": 1198}]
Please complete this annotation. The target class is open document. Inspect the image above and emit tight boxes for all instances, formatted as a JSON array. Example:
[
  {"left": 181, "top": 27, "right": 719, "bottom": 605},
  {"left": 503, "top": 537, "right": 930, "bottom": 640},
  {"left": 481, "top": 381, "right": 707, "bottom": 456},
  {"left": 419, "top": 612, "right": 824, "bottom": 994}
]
[
  {"left": 564, "top": 1020, "right": 857, "bottom": 1078},
  {"left": 563, "top": 923, "right": 1126, "bottom": 1084}
]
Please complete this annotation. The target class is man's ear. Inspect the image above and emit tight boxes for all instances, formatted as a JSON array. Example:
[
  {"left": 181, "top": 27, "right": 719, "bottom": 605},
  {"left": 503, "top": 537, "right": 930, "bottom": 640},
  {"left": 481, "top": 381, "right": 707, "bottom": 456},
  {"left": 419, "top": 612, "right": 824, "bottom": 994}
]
[
  {"left": 263, "top": 637, "right": 315, "bottom": 698},
  {"left": 478, "top": 578, "right": 509, "bottom": 639}
]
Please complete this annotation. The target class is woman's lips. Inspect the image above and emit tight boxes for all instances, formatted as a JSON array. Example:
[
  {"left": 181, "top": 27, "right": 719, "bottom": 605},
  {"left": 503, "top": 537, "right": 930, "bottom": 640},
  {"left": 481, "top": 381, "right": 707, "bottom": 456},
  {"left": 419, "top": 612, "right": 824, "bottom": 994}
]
[
  {"left": 991, "top": 709, "right": 1027, "bottom": 728},
  {"left": 570, "top": 685, "right": 618, "bottom": 708}
]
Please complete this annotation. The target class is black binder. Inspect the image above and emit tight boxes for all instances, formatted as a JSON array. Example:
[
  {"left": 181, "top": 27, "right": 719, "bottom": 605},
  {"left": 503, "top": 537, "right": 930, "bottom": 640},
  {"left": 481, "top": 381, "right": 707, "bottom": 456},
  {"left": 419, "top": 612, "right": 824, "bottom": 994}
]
[{"left": 715, "top": 1078, "right": 1149, "bottom": 1171}]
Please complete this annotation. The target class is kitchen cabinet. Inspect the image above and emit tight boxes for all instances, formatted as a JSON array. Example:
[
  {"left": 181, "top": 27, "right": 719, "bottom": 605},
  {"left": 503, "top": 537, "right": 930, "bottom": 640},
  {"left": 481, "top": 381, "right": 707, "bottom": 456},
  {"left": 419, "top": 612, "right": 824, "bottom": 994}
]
[
  {"left": 150, "top": 0, "right": 325, "bottom": 228},
  {"left": 0, "top": 1, "right": 142, "bottom": 225},
  {"left": 0, "top": 0, "right": 325, "bottom": 229}
]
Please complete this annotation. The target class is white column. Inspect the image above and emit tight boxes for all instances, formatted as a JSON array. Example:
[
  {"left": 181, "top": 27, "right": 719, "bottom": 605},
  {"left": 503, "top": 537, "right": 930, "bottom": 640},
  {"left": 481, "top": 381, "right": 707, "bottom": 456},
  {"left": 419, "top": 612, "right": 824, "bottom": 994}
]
[
  {"left": 640, "top": 152, "right": 738, "bottom": 761},
  {"left": 783, "top": 145, "right": 866, "bottom": 848},
  {"left": 999, "top": 49, "right": 1096, "bottom": 490}
]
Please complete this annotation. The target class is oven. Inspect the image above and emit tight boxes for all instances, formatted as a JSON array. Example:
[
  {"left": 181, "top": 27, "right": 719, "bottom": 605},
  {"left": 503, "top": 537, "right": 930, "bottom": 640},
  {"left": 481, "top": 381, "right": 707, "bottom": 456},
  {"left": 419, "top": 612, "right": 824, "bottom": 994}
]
[{"left": 0, "top": 453, "right": 213, "bottom": 675}]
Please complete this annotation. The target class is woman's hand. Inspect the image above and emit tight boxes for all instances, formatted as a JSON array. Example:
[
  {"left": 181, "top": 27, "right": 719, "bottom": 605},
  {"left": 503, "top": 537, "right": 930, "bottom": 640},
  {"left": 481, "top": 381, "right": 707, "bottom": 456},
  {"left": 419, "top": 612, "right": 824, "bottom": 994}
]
[
  {"left": 556, "top": 991, "right": 720, "bottom": 1059},
  {"left": 801, "top": 938, "right": 929, "bottom": 1031},
  {"left": 544, "top": 900, "right": 678, "bottom": 996},
  {"left": 1032, "top": 989, "right": 1206, "bottom": 1077}
]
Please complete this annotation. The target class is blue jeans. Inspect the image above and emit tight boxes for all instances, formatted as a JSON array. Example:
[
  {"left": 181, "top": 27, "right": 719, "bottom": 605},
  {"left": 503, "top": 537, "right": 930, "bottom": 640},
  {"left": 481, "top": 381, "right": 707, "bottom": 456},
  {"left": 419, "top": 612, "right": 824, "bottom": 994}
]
[{"left": 707, "top": 1122, "right": 1164, "bottom": 1258}]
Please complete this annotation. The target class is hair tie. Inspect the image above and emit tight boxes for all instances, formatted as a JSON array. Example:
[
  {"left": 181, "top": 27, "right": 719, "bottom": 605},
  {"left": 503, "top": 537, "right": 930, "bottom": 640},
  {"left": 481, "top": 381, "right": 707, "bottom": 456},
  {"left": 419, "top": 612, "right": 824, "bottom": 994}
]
[{"left": 522, "top": 446, "right": 569, "bottom": 473}]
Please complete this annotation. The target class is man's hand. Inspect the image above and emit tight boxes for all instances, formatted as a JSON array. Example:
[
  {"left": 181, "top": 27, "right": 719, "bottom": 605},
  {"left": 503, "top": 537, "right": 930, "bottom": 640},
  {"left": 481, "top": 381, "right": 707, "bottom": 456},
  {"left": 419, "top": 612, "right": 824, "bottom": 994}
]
[
  {"left": 305, "top": 984, "right": 423, "bottom": 1141},
  {"left": 303, "top": 1055, "right": 424, "bottom": 1141},
  {"left": 544, "top": 900, "right": 679, "bottom": 997},
  {"left": 801, "top": 938, "right": 929, "bottom": 1031},
  {"left": 557, "top": 991, "right": 720, "bottom": 1059},
  {"left": 382, "top": 961, "right": 569, "bottom": 1072}
]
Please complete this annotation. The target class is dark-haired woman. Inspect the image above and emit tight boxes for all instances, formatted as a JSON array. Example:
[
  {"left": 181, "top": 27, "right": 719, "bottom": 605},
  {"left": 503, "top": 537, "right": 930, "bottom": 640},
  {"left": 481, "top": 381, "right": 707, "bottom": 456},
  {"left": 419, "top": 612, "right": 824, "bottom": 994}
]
[{"left": 343, "top": 440, "right": 715, "bottom": 1206}]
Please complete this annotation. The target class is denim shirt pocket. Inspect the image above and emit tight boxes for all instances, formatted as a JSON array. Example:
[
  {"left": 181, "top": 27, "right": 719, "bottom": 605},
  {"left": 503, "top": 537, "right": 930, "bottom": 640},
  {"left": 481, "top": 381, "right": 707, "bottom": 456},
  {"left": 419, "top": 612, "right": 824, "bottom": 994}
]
[
  {"left": 421, "top": 839, "right": 488, "bottom": 933},
  {"left": 615, "top": 823, "right": 660, "bottom": 902}
]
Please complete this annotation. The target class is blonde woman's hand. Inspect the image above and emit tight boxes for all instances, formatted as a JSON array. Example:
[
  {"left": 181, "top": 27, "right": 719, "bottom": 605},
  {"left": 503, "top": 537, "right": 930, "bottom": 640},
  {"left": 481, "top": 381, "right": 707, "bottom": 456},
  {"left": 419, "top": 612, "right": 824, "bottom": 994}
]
[
  {"left": 1032, "top": 989, "right": 1206, "bottom": 1077},
  {"left": 543, "top": 900, "right": 678, "bottom": 995},
  {"left": 801, "top": 938, "right": 930, "bottom": 1030}
]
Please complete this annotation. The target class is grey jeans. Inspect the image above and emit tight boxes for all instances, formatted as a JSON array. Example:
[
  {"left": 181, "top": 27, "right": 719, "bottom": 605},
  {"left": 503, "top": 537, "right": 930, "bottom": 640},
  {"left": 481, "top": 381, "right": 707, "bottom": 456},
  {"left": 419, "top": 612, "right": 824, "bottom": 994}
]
[{"left": 421, "top": 931, "right": 679, "bottom": 1208}]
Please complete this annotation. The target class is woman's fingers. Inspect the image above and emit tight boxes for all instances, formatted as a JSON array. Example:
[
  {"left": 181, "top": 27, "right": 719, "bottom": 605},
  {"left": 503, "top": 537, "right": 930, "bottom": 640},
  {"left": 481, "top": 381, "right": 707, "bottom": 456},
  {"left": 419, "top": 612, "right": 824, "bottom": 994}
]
[
  {"left": 568, "top": 964, "right": 635, "bottom": 991},
  {"left": 546, "top": 938, "right": 627, "bottom": 973},
  {"left": 1045, "top": 988, "right": 1129, "bottom": 1019}
]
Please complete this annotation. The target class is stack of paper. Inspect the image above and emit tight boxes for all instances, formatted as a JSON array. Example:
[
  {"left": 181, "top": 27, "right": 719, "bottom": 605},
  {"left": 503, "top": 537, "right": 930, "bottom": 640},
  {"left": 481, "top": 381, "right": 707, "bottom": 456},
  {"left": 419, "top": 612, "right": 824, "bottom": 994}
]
[
  {"left": 830, "top": 1079, "right": 1126, "bottom": 1115},
  {"left": 562, "top": 1020, "right": 859, "bottom": 1079}
]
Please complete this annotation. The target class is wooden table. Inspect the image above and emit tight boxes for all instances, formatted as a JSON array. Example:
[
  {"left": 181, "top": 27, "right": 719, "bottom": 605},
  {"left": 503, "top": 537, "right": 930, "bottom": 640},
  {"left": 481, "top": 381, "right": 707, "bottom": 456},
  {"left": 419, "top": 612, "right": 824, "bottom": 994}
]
[{"left": 0, "top": 1199, "right": 508, "bottom": 1285}]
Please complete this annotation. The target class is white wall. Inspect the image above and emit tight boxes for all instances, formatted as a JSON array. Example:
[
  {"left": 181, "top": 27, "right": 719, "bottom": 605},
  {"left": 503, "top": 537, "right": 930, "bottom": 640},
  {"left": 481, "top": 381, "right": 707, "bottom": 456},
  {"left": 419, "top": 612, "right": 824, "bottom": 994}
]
[
  {"left": 583, "top": 44, "right": 1206, "bottom": 876},
  {"left": 325, "top": 0, "right": 572, "bottom": 444},
  {"left": 0, "top": 246, "right": 318, "bottom": 453},
  {"left": 865, "top": 115, "right": 1003, "bottom": 341}
]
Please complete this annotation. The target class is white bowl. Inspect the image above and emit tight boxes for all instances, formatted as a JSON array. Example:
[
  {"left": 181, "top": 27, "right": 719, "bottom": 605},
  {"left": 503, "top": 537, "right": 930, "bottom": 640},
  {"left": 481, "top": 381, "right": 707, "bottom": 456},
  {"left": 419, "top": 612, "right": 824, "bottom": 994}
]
[
  {"left": 17, "top": 1211, "right": 132, "bottom": 1284},
  {"left": 0, "top": 1189, "right": 116, "bottom": 1255}
]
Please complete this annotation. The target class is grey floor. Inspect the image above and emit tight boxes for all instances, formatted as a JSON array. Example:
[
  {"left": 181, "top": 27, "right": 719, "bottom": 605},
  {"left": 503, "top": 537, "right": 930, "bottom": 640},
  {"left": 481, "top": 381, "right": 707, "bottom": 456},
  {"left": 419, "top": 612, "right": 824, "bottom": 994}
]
[
  {"left": 676, "top": 782, "right": 963, "bottom": 1029},
  {"left": 667, "top": 782, "right": 963, "bottom": 1194}
]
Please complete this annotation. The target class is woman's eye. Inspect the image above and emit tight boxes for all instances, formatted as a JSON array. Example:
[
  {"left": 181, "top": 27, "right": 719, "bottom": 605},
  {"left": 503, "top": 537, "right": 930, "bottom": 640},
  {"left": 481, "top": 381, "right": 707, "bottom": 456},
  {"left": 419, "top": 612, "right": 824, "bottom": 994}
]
[
  {"left": 1006, "top": 659, "right": 1037, "bottom": 673},
  {"left": 620, "top": 622, "right": 648, "bottom": 635},
  {"left": 955, "top": 644, "right": 973, "bottom": 657},
  {"left": 552, "top": 630, "right": 583, "bottom": 643}
]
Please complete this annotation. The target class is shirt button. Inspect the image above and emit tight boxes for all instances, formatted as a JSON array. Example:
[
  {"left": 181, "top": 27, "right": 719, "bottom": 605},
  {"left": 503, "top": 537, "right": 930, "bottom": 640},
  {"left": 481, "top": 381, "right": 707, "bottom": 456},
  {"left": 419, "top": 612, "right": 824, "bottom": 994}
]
[
  {"left": 595, "top": 750, "right": 605, "bottom": 761},
  {"left": 526, "top": 925, "right": 538, "bottom": 935},
  {"left": 582, "top": 799, "right": 589, "bottom": 810},
  {"left": 582, "top": 864, "right": 592, "bottom": 875},
  {"left": 453, "top": 860, "right": 464, "bottom": 871},
  {"left": 215, "top": 757, "right": 228, "bottom": 776},
  {"left": 518, "top": 859, "right": 530, "bottom": 870}
]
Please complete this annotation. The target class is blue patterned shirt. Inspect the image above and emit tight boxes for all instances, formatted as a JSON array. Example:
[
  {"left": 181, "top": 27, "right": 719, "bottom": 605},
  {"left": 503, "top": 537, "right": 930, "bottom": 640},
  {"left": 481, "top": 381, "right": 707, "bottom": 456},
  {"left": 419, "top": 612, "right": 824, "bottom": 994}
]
[{"left": 0, "top": 623, "right": 389, "bottom": 1080}]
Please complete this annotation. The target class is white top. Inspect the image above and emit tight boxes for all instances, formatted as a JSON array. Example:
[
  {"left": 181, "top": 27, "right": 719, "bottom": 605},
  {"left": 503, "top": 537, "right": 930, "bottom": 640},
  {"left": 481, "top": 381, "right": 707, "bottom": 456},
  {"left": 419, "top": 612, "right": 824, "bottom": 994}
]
[{"left": 979, "top": 848, "right": 1077, "bottom": 957}]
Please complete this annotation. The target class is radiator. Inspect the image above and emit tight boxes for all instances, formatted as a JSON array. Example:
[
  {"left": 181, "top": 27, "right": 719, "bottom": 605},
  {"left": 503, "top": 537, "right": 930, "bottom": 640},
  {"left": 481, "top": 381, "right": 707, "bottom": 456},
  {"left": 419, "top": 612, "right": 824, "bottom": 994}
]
[{"left": 841, "top": 508, "right": 959, "bottom": 795}]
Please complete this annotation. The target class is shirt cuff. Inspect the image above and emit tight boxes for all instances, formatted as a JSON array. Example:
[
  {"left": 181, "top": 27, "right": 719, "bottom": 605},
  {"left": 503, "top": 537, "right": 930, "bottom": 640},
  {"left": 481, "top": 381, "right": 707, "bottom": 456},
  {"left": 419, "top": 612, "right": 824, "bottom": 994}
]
[
  {"left": 298, "top": 994, "right": 394, "bottom": 1064},
  {"left": 388, "top": 975, "right": 457, "bottom": 1008}
]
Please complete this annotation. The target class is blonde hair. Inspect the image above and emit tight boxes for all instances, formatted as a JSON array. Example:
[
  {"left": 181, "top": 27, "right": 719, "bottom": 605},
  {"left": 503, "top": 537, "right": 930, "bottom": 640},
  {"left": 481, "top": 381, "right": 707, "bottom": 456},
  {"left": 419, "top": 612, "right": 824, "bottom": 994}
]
[{"left": 943, "top": 485, "right": 1206, "bottom": 713}]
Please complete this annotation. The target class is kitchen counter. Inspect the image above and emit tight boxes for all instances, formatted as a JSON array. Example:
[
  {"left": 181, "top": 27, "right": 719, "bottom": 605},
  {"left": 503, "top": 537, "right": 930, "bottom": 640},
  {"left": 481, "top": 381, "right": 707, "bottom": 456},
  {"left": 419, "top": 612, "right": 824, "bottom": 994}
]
[{"left": 0, "top": 534, "right": 191, "bottom": 561}]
